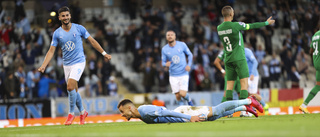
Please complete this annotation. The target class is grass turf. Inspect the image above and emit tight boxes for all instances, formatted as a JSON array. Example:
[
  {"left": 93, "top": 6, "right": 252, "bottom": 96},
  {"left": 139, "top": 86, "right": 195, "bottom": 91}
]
[{"left": 1, "top": 114, "right": 319, "bottom": 137}]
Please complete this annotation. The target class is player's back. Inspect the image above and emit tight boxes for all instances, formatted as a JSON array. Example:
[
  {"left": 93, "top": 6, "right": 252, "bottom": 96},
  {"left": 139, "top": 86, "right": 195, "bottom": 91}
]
[
  {"left": 311, "top": 30, "right": 320, "bottom": 64},
  {"left": 217, "top": 21, "right": 246, "bottom": 63},
  {"left": 137, "top": 105, "right": 186, "bottom": 123}
]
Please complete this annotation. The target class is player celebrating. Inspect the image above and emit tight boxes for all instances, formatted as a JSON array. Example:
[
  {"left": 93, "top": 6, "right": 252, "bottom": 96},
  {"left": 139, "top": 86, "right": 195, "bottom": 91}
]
[
  {"left": 38, "top": 6, "right": 111, "bottom": 125},
  {"left": 117, "top": 96, "right": 263, "bottom": 124},
  {"left": 299, "top": 30, "right": 320, "bottom": 114},
  {"left": 161, "top": 30, "right": 193, "bottom": 106},
  {"left": 217, "top": 6, "right": 275, "bottom": 102}
]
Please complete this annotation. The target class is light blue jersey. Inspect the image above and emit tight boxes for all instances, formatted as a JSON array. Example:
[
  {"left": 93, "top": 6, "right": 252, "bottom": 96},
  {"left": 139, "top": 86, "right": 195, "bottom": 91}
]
[
  {"left": 245, "top": 48, "right": 259, "bottom": 76},
  {"left": 51, "top": 23, "right": 90, "bottom": 66},
  {"left": 161, "top": 41, "right": 193, "bottom": 76},
  {"left": 138, "top": 105, "right": 191, "bottom": 123}
]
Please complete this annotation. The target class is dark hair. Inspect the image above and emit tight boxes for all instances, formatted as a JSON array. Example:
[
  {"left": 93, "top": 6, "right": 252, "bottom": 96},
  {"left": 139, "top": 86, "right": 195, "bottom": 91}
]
[
  {"left": 117, "top": 99, "right": 133, "bottom": 108},
  {"left": 58, "top": 6, "right": 70, "bottom": 15}
]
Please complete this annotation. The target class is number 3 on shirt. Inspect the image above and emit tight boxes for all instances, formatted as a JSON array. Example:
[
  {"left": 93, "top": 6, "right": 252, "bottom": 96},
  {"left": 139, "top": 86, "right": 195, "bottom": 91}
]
[
  {"left": 313, "top": 42, "right": 319, "bottom": 55},
  {"left": 223, "top": 36, "right": 232, "bottom": 51}
]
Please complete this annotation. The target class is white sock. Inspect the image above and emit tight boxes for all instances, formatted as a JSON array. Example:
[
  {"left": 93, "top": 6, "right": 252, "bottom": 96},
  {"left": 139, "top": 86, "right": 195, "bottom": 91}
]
[
  {"left": 80, "top": 110, "right": 86, "bottom": 115},
  {"left": 69, "top": 112, "right": 74, "bottom": 115},
  {"left": 301, "top": 104, "right": 307, "bottom": 108}
]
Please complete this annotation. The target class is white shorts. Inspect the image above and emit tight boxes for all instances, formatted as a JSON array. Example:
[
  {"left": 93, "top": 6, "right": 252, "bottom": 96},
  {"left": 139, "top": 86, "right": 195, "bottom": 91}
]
[
  {"left": 63, "top": 62, "right": 86, "bottom": 82},
  {"left": 248, "top": 75, "right": 259, "bottom": 94},
  {"left": 174, "top": 106, "right": 209, "bottom": 121},
  {"left": 169, "top": 75, "right": 189, "bottom": 94}
]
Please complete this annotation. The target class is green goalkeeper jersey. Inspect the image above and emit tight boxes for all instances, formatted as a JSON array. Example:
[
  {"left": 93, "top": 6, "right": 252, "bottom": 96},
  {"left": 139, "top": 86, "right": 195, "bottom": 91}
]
[
  {"left": 311, "top": 30, "right": 320, "bottom": 65},
  {"left": 217, "top": 21, "right": 268, "bottom": 63}
]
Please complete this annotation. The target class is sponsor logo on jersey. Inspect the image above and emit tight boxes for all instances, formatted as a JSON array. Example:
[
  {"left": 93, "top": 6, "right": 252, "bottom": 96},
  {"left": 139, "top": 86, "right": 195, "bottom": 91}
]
[
  {"left": 172, "top": 55, "right": 180, "bottom": 64},
  {"left": 65, "top": 41, "right": 75, "bottom": 51}
]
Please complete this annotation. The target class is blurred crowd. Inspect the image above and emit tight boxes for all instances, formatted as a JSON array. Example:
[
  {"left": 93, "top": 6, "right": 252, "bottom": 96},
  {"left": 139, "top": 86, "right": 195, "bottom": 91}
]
[{"left": 0, "top": 0, "right": 319, "bottom": 100}]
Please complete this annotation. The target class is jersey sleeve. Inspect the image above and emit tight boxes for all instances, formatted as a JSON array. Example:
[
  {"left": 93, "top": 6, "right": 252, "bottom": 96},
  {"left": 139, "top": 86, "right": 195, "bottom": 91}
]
[
  {"left": 182, "top": 42, "right": 193, "bottom": 67},
  {"left": 51, "top": 30, "right": 59, "bottom": 47},
  {"left": 217, "top": 51, "right": 224, "bottom": 60},
  {"left": 245, "top": 49, "right": 258, "bottom": 75},
  {"left": 78, "top": 24, "right": 90, "bottom": 39},
  {"left": 161, "top": 48, "right": 167, "bottom": 67},
  {"left": 235, "top": 22, "right": 268, "bottom": 31}
]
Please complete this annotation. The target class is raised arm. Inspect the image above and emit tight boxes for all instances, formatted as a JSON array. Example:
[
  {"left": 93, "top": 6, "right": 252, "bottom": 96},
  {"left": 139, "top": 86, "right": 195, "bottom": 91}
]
[
  {"left": 238, "top": 16, "right": 275, "bottom": 31},
  {"left": 87, "top": 36, "right": 111, "bottom": 60},
  {"left": 38, "top": 46, "right": 56, "bottom": 73}
]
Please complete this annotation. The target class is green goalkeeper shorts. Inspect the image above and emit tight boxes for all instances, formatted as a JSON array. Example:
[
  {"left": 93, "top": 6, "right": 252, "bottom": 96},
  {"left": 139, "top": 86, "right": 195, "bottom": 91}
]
[{"left": 225, "top": 59, "right": 249, "bottom": 81}]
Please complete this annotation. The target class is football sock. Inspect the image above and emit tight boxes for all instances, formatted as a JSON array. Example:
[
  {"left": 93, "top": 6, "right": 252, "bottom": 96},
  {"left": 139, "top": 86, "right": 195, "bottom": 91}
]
[
  {"left": 235, "top": 106, "right": 246, "bottom": 112},
  {"left": 259, "top": 98, "right": 266, "bottom": 107},
  {"left": 240, "top": 90, "right": 249, "bottom": 99},
  {"left": 213, "top": 100, "right": 248, "bottom": 115},
  {"left": 182, "top": 93, "right": 192, "bottom": 102},
  {"left": 76, "top": 91, "right": 85, "bottom": 113},
  {"left": 304, "top": 85, "right": 320, "bottom": 105},
  {"left": 221, "top": 96, "right": 227, "bottom": 103},
  {"left": 226, "top": 90, "right": 233, "bottom": 101},
  {"left": 68, "top": 89, "right": 77, "bottom": 114}
]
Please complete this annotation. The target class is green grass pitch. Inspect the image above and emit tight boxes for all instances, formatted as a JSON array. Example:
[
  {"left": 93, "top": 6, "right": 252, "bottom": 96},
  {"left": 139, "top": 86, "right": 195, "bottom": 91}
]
[{"left": 1, "top": 114, "right": 319, "bottom": 137}]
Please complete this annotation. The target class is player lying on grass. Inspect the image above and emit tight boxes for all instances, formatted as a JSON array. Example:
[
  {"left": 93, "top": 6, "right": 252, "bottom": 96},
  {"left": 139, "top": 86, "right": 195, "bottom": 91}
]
[{"left": 117, "top": 96, "right": 263, "bottom": 124}]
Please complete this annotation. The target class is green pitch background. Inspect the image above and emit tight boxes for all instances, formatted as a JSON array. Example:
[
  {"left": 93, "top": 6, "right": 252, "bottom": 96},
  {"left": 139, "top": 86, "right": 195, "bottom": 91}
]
[{"left": 1, "top": 114, "right": 319, "bottom": 137}]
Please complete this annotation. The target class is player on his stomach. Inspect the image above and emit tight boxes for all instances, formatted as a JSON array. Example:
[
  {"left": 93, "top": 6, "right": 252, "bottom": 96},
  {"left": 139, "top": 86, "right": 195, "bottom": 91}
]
[{"left": 117, "top": 96, "right": 263, "bottom": 124}]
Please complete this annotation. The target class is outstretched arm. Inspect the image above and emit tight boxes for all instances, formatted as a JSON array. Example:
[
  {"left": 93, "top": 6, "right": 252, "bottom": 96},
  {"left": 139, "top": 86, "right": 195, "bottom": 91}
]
[
  {"left": 38, "top": 46, "right": 56, "bottom": 73},
  {"left": 87, "top": 36, "right": 111, "bottom": 60},
  {"left": 239, "top": 16, "right": 275, "bottom": 30}
]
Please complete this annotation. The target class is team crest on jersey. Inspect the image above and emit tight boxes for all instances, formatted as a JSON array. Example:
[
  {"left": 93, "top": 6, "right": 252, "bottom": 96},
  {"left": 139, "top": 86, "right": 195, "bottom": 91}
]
[
  {"left": 73, "top": 33, "right": 76, "bottom": 37},
  {"left": 172, "top": 55, "right": 180, "bottom": 64},
  {"left": 65, "top": 41, "right": 75, "bottom": 51}
]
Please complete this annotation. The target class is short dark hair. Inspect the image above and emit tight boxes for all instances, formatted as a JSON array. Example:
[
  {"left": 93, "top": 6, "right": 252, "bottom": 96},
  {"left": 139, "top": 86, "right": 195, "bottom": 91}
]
[
  {"left": 117, "top": 99, "right": 133, "bottom": 108},
  {"left": 58, "top": 6, "right": 70, "bottom": 15}
]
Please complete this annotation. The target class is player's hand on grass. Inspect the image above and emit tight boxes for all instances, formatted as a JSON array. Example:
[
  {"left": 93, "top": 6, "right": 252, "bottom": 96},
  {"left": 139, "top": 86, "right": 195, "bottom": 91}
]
[
  {"left": 185, "top": 65, "right": 190, "bottom": 72},
  {"left": 190, "top": 116, "right": 201, "bottom": 122},
  {"left": 165, "top": 61, "right": 171, "bottom": 67},
  {"left": 104, "top": 54, "right": 112, "bottom": 60},
  {"left": 267, "top": 16, "right": 275, "bottom": 25},
  {"left": 38, "top": 66, "right": 46, "bottom": 73}
]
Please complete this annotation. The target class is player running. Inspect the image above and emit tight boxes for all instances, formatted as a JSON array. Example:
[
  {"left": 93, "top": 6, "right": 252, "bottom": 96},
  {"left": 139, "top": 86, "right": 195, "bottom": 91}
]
[
  {"left": 38, "top": 6, "right": 111, "bottom": 125},
  {"left": 217, "top": 6, "right": 275, "bottom": 104},
  {"left": 299, "top": 30, "right": 320, "bottom": 114},
  {"left": 161, "top": 30, "right": 194, "bottom": 106},
  {"left": 117, "top": 96, "right": 263, "bottom": 124}
]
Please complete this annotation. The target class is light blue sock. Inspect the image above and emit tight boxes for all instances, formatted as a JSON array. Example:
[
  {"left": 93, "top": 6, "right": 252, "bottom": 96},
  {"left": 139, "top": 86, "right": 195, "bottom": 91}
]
[
  {"left": 259, "top": 99, "right": 266, "bottom": 107},
  {"left": 76, "top": 92, "right": 84, "bottom": 113},
  {"left": 178, "top": 100, "right": 184, "bottom": 105},
  {"left": 182, "top": 93, "right": 192, "bottom": 102},
  {"left": 68, "top": 89, "right": 77, "bottom": 114},
  {"left": 234, "top": 106, "right": 246, "bottom": 112},
  {"left": 212, "top": 100, "right": 250, "bottom": 115}
]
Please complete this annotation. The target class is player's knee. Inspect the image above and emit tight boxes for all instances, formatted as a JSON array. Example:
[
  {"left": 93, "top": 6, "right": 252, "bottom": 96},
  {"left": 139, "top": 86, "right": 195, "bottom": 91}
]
[{"left": 67, "top": 85, "right": 75, "bottom": 91}]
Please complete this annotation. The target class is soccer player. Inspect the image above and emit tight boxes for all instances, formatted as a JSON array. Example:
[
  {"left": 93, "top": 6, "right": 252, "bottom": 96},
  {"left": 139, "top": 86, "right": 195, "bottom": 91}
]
[
  {"left": 214, "top": 48, "right": 268, "bottom": 117},
  {"left": 245, "top": 48, "right": 268, "bottom": 116},
  {"left": 161, "top": 30, "right": 193, "bottom": 106},
  {"left": 299, "top": 30, "right": 320, "bottom": 114},
  {"left": 38, "top": 6, "right": 111, "bottom": 125},
  {"left": 217, "top": 6, "right": 275, "bottom": 103},
  {"left": 117, "top": 96, "right": 263, "bottom": 124}
]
